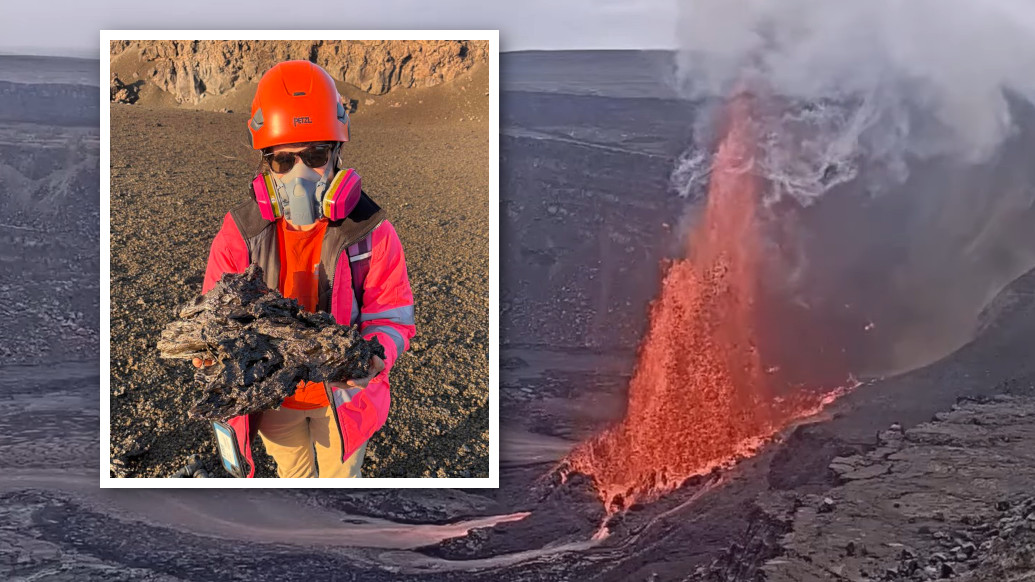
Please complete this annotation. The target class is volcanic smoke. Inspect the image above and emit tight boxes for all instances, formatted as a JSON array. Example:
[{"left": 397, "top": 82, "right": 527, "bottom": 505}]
[{"left": 566, "top": 94, "right": 844, "bottom": 511}]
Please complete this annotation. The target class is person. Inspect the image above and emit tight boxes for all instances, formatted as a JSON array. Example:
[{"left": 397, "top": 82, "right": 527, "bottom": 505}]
[{"left": 195, "top": 60, "right": 415, "bottom": 478}]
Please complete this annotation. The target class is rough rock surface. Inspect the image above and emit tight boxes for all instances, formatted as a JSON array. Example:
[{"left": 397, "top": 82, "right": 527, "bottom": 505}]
[
  {"left": 762, "top": 395, "right": 1035, "bottom": 582},
  {"left": 109, "top": 40, "right": 488, "bottom": 103},
  {"left": 157, "top": 265, "right": 384, "bottom": 420},
  {"left": 0, "top": 65, "right": 99, "bottom": 364},
  {"left": 109, "top": 73, "right": 138, "bottom": 104},
  {"left": 417, "top": 473, "right": 605, "bottom": 560}
]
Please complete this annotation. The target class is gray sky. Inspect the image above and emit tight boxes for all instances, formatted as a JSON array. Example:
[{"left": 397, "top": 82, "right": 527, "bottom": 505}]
[{"left": 3, "top": 0, "right": 678, "bottom": 57}]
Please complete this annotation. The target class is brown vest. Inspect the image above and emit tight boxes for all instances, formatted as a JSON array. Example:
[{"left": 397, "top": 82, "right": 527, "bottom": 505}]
[{"left": 227, "top": 191, "right": 386, "bottom": 311}]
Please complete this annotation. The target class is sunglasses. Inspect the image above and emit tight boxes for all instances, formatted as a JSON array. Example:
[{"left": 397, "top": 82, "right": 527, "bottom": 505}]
[{"left": 263, "top": 144, "right": 334, "bottom": 173}]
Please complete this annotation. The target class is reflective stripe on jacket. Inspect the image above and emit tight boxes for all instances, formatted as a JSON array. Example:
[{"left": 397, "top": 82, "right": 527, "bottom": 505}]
[{"left": 202, "top": 192, "right": 415, "bottom": 477}]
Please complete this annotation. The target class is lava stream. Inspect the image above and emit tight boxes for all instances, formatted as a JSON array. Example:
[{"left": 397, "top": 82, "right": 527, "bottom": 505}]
[{"left": 566, "top": 94, "right": 847, "bottom": 512}]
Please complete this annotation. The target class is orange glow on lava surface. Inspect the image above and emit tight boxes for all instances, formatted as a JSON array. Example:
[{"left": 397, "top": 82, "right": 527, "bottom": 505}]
[{"left": 565, "top": 95, "right": 848, "bottom": 512}]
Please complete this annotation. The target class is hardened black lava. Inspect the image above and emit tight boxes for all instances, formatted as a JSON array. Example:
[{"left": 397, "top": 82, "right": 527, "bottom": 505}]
[{"left": 157, "top": 265, "right": 385, "bottom": 421}]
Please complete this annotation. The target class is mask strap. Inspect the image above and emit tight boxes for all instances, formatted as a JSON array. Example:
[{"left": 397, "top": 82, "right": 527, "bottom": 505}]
[
  {"left": 314, "top": 142, "right": 340, "bottom": 190},
  {"left": 268, "top": 167, "right": 288, "bottom": 212},
  {"left": 316, "top": 143, "right": 344, "bottom": 215},
  {"left": 331, "top": 142, "right": 343, "bottom": 175}
]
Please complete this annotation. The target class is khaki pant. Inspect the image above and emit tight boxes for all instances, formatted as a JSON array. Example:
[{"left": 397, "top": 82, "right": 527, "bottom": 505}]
[{"left": 257, "top": 405, "right": 366, "bottom": 478}]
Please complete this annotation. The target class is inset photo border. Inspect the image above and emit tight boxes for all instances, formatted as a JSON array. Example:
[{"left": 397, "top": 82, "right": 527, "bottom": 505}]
[{"left": 100, "top": 30, "right": 498, "bottom": 488}]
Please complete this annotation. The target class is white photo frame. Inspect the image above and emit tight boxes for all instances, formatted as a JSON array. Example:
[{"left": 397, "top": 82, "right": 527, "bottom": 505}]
[{"left": 100, "top": 29, "right": 499, "bottom": 488}]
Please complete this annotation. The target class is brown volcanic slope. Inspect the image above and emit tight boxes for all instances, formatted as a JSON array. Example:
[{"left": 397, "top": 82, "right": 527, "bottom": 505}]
[{"left": 108, "top": 63, "right": 490, "bottom": 478}]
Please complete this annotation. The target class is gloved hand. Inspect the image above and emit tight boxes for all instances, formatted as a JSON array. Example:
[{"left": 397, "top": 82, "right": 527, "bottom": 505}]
[{"left": 346, "top": 355, "right": 385, "bottom": 388}]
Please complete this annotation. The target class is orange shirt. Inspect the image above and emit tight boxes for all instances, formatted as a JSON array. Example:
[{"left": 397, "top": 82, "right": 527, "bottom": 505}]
[{"left": 276, "top": 218, "right": 331, "bottom": 410}]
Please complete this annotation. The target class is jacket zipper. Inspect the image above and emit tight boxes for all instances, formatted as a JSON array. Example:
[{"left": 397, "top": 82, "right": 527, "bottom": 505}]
[
  {"left": 324, "top": 382, "right": 347, "bottom": 463},
  {"left": 325, "top": 218, "right": 383, "bottom": 466}
]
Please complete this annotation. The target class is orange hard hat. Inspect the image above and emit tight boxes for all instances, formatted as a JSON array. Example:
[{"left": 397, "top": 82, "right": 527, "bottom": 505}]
[{"left": 247, "top": 60, "right": 350, "bottom": 150}]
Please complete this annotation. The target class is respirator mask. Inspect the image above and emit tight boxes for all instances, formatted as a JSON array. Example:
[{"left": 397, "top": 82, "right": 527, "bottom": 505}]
[{"left": 252, "top": 142, "right": 364, "bottom": 224}]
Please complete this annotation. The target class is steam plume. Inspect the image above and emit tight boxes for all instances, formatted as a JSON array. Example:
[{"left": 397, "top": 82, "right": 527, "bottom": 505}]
[
  {"left": 669, "top": 0, "right": 1035, "bottom": 374},
  {"left": 673, "top": 0, "right": 1035, "bottom": 203}
]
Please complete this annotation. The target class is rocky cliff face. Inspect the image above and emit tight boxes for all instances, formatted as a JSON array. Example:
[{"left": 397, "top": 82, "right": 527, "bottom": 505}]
[
  {"left": 0, "top": 57, "right": 99, "bottom": 364},
  {"left": 110, "top": 40, "right": 488, "bottom": 104},
  {"left": 0, "top": 81, "right": 97, "bottom": 126},
  {"left": 0, "top": 122, "right": 99, "bottom": 364}
]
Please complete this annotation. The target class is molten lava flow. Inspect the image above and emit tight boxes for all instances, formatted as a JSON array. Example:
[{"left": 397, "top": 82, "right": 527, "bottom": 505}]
[{"left": 566, "top": 95, "right": 846, "bottom": 512}]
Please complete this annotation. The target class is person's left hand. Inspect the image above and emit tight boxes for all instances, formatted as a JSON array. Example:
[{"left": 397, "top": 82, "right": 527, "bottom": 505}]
[{"left": 346, "top": 355, "right": 385, "bottom": 388}]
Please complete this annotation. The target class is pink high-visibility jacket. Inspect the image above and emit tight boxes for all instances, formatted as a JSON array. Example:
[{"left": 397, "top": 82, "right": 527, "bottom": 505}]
[{"left": 201, "top": 191, "right": 415, "bottom": 477}]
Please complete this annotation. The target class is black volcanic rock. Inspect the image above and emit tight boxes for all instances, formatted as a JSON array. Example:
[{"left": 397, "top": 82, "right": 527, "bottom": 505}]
[
  {"left": 764, "top": 396, "right": 1035, "bottom": 582},
  {"left": 157, "top": 265, "right": 384, "bottom": 420},
  {"left": 416, "top": 472, "right": 605, "bottom": 561}
]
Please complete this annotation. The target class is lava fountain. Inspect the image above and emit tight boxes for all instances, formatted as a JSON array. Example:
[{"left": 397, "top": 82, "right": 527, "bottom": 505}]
[{"left": 566, "top": 94, "right": 847, "bottom": 511}]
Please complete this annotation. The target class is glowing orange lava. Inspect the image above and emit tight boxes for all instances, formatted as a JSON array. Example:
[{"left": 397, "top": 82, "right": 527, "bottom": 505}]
[{"left": 566, "top": 95, "right": 847, "bottom": 511}]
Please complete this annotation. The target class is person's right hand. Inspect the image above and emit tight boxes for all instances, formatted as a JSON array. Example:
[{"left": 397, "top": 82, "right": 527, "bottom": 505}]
[{"left": 192, "top": 357, "right": 215, "bottom": 368}]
